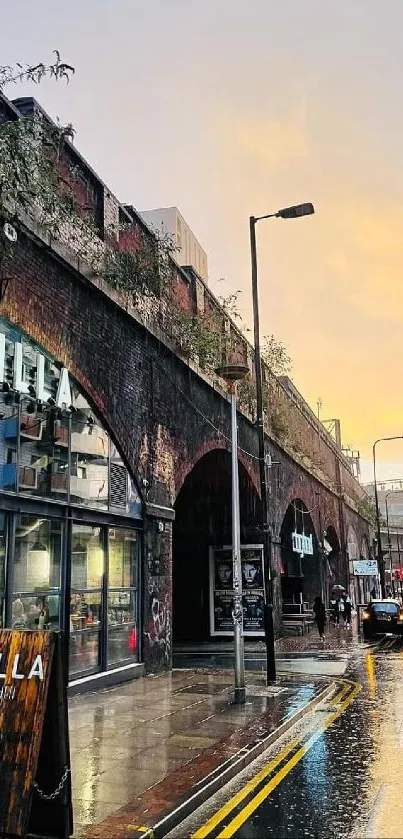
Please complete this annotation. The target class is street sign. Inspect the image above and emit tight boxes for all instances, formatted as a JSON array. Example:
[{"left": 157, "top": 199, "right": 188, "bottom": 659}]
[
  {"left": 0, "top": 630, "right": 72, "bottom": 838},
  {"left": 352, "top": 559, "right": 378, "bottom": 576}
]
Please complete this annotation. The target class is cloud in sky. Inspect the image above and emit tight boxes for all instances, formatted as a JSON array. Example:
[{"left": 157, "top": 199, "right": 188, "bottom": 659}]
[{"left": 203, "top": 83, "right": 403, "bottom": 480}]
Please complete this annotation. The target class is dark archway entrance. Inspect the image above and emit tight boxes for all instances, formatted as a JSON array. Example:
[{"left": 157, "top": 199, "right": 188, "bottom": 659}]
[
  {"left": 280, "top": 499, "right": 319, "bottom": 608},
  {"left": 172, "top": 449, "right": 262, "bottom": 643},
  {"left": 324, "top": 524, "right": 341, "bottom": 604}
]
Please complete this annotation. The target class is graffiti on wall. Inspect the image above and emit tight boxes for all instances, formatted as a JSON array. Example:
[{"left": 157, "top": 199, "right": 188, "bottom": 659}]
[{"left": 145, "top": 581, "right": 171, "bottom": 665}]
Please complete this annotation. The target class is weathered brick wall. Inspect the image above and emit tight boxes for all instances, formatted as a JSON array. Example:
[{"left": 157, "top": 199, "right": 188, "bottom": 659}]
[{"left": 0, "top": 229, "right": 371, "bottom": 665}]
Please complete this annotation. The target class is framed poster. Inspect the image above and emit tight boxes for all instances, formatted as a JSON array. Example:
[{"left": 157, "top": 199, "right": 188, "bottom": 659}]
[{"left": 209, "top": 545, "right": 265, "bottom": 637}]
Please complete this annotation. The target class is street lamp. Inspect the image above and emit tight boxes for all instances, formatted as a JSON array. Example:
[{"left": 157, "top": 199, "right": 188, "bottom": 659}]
[
  {"left": 216, "top": 363, "right": 249, "bottom": 705},
  {"left": 372, "top": 437, "right": 403, "bottom": 598},
  {"left": 250, "top": 202, "right": 314, "bottom": 684}
]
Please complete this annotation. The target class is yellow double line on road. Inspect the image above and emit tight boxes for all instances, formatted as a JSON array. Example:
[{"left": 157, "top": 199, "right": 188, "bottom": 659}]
[{"left": 192, "top": 680, "right": 361, "bottom": 839}]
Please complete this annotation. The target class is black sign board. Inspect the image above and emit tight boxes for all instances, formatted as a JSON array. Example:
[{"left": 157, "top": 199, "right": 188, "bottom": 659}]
[{"left": 0, "top": 629, "right": 72, "bottom": 838}]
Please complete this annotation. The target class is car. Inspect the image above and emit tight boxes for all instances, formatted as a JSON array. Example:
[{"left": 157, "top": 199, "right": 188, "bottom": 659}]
[{"left": 362, "top": 599, "right": 403, "bottom": 638}]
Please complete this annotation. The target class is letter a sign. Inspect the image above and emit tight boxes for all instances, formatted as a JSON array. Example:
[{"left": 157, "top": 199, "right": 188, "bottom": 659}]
[{"left": 0, "top": 630, "right": 72, "bottom": 837}]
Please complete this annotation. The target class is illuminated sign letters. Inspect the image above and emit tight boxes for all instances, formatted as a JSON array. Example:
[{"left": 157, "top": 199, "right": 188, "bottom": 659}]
[{"left": 0, "top": 333, "right": 72, "bottom": 409}]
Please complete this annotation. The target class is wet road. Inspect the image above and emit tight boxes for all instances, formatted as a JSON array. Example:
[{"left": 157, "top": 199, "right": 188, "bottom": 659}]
[{"left": 168, "top": 636, "right": 403, "bottom": 838}]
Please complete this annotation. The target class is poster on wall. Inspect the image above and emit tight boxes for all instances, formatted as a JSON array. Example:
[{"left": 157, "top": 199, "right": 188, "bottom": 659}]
[{"left": 209, "top": 545, "right": 265, "bottom": 637}]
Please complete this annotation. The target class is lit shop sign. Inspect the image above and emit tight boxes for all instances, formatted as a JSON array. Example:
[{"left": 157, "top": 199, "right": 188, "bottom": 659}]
[
  {"left": 0, "top": 333, "right": 72, "bottom": 410},
  {"left": 292, "top": 531, "right": 313, "bottom": 556}
]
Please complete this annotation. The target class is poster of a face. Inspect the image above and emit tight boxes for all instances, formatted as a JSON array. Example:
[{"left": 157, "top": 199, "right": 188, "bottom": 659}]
[
  {"left": 215, "top": 555, "right": 233, "bottom": 590},
  {"left": 241, "top": 557, "right": 263, "bottom": 589}
]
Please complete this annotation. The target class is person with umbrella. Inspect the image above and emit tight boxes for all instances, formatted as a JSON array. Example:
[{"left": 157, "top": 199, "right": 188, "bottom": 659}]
[{"left": 332, "top": 585, "right": 346, "bottom": 625}]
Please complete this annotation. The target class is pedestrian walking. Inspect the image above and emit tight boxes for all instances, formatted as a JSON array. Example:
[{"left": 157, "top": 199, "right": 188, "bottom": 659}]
[
  {"left": 338, "top": 596, "right": 345, "bottom": 625},
  {"left": 313, "top": 595, "right": 326, "bottom": 640},
  {"left": 344, "top": 594, "right": 352, "bottom": 628},
  {"left": 330, "top": 598, "right": 338, "bottom": 625}
]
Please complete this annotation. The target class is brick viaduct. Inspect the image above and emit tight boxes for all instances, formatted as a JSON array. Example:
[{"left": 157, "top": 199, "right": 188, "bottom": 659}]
[{"left": 0, "top": 93, "right": 371, "bottom": 672}]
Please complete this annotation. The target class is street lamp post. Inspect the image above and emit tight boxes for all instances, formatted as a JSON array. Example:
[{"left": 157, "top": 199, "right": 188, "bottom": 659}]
[
  {"left": 372, "top": 437, "right": 403, "bottom": 599},
  {"left": 249, "top": 202, "right": 314, "bottom": 684},
  {"left": 216, "top": 363, "right": 249, "bottom": 705}
]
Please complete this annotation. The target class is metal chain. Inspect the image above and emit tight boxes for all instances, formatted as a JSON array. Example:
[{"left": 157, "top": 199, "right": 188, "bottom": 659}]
[{"left": 32, "top": 766, "right": 70, "bottom": 801}]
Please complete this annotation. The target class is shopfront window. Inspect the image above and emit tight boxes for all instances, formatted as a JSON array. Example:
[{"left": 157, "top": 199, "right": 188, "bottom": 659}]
[
  {"left": 0, "top": 317, "right": 143, "bottom": 520},
  {"left": 70, "top": 389, "right": 109, "bottom": 510},
  {"left": 69, "top": 525, "right": 104, "bottom": 676},
  {"left": 12, "top": 515, "right": 61, "bottom": 630},
  {"left": 107, "top": 528, "right": 139, "bottom": 666},
  {"left": 0, "top": 516, "right": 6, "bottom": 628}
]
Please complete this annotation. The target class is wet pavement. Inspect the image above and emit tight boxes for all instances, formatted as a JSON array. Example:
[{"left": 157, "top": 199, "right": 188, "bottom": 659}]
[
  {"left": 173, "top": 620, "right": 364, "bottom": 677},
  {"left": 168, "top": 632, "right": 403, "bottom": 838},
  {"left": 68, "top": 668, "right": 331, "bottom": 838}
]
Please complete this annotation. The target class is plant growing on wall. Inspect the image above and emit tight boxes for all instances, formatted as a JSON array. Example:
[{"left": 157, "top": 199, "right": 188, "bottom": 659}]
[
  {"left": 169, "top": 310, "right": 223, "bottom": 370},
  {"left": 261, "top": 334, "right": 292, "bottom": 376},
  {"left": 0, "top": 52, "right": 175, "bottom": 302},
  {"left": 103, "top": 228, "right": 178, "bottom": 301},
  {"left": 356, "top": 496, "right": 377, "bottom": 526}
]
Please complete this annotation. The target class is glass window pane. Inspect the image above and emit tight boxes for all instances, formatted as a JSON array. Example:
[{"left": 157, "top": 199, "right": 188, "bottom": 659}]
[
  {"left": 71, "top": 525, "right": 104, "bottom": 590},
  {"left": 70, "top": 590, "right": 102, "bottom": 628},
  {"left": 11, "top": 593, "right": 60, "bottom": 630},
  {"left": 18, "top": 400, "right": 70, "bottom": 501},
  {"left": 109, "top": 529, "right": 139, "bottom": 588},
  {"left": 108, "top": 590, "right": 138, "bottom": 666},
  {"left": 70, "top": 387, "right": 108, "bottom": 509},
  {"left": 0, "top": 516, "right": 6, "bottom": 628},
  {"left": 69, "top": 629, "right": 101, "bottom": 677},
  {"left": 13, "top": 515, "right": 62, "bottom": 593}
]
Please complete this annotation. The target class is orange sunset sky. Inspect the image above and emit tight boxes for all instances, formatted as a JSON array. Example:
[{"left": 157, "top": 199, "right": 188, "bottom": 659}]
[{"left": 5, "top": 0, "right": 403, "bottom": 482}]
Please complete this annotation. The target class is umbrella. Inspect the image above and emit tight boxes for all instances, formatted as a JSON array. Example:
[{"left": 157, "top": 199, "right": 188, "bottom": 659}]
[{"left": 331, "top": 584, "right": 346, "bottom": 593}]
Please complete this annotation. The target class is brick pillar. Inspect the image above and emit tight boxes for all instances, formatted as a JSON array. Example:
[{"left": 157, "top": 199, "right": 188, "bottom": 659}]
[
  {"left": 143, "top": 514, "right": 173, "bottom": 673},
  {"left": 271, "top": 534, "right": 283, "bottom": 636}
]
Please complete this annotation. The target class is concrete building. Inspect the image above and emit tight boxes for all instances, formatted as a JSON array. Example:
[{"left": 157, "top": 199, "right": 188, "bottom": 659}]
[
  {"left": 364, "top": 481, "right": 403, "bottom": 596},
  {"left": 140, "top": 206, "right": 208, "bottom": 281}
]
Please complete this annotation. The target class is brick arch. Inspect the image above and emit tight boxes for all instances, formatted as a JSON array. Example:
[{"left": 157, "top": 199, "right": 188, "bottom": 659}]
[
  {"left": 279, "top": 487, "right": 317, "bottom": 532},
  {"left": 324, "top": 523, "right": 341, "bottom": 553},
  {"left": 174, "top": 439, "right": 261, "bottom": 501}
]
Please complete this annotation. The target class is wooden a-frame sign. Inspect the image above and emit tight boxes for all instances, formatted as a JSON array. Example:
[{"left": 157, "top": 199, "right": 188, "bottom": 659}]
[{"left": 0, "top": 630, "right": 73, "bottom": 838}]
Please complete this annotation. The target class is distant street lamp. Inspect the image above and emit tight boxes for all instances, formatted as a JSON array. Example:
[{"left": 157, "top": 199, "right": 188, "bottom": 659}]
[
  {"left": 216, "top": 363, "right": 249, "bottom": 705},
  {"left": 372, "top": 437, "right": 403, "bottom": 598},
  {"left": 250, "top": 203, "right": 315, "bottom": 684}
]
